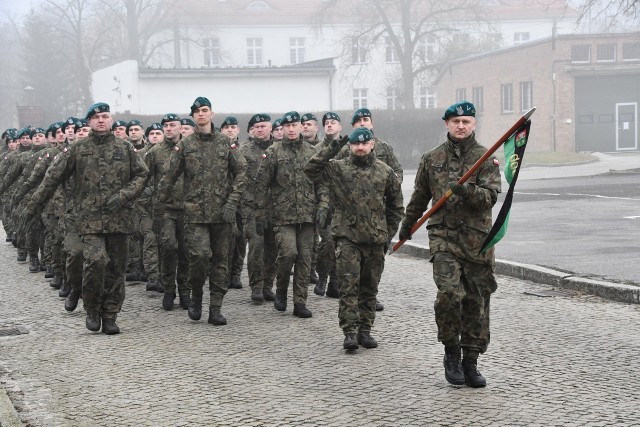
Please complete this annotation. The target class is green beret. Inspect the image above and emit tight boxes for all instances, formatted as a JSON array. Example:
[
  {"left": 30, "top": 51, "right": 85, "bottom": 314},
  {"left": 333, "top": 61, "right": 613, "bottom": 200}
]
[
  {"left": 248, "top": 113, "right": 271, "bottom": 130},
  {"left": 180, "top": 118, "right": 195, "bottom": 127},
  {"left": 272, "top": 118, "right": 283, "bottom": 128},
  {"left": 322, "top": 112, "right": 340, "bottom": 126},
  {"left": 281, "top": 111, "right": 300, "bottom": 125},
  {"left": 127, "top": 119, "right": 143, "bottom": 131},
  {"left": 442, "top": 101, "right": 476, "bottom": 120},
  {"left": 17, "top": 128, "right": 31, "bottom": 139},
  {"left": 74, "top": 118, "right": 88, "bottom": 131},
  {"left": 85, "top": 102, "right": 110, "bottom": 120},
  {"left": 30, "top": 127, "right": 46, "bottom": 138},
  {"left": 61, "top": 117, "right": 78, "bottom": 133},
  {"left": 145, "top": 123, "right": 162, "bottom": 136},
  {"left": 161, "top": 113, "right": 181, "bottom": 124},
  {"left": 190, "top": 96, "right": 212, "bottom": 115},
  {"left": 301, "top": 113, "right": 317, "bottom": 123},
  {"left": 221, "top": 116, "right": 238, "bottom": 129},
  {"left": 348, "top": 127, "right": 373, "bottom": 144},
  {"left": 351, "top": 108, "right": 372, "bottom": 125},
  {"left": 112, "top": 120, "right": 127, "bottom": 130}
]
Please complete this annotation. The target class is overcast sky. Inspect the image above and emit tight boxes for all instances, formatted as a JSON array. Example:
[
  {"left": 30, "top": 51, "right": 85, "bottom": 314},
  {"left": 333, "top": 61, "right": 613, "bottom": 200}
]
[{"left": 0, "top": 0, "right": 41, "bottom": 21}]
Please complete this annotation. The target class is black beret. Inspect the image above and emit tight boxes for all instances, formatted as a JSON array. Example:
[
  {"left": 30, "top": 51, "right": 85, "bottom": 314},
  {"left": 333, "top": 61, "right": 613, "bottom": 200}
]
[
  {"left": 145, "top": 123, "right": 162, "bottom": 137},
  {"left": 112, "top": 120, "right": 127, "bottom": 130},
  {"left": 281, "top": 111, "right": 300, "bottom": 125},
  {"left": 85, "top": 102, "right": 110, "bottom": 120},
  {"left": 161, "top": 113, "right": 181, "bottom": 124},
  {"left": 322, "top": 112, "right": 341, "bottom": 126},
  {"left": 272, "top": 118, "right": 283, "bottom": 128},
  {"left": 190, "top": 96, "right": 212, "bottom": 115},
  {"left": 74, "top": 118, "right": 88, "bottom": 131},
  {"left": 248, "top": 113, "right": 271, "bottom": 130},
  {"left": 351, "top": 108, "right": 372, "bottom": 125},
  {"left": 300, "top": 113, "right": 317, "bottom": 123},
  {"left": 180, "top": 118, "right": 195, "bottom": 127},
  {"left": 127, "top": 119, "right": 143, "bottom": 131},
  {"left": 220, "top": 116, "right": 238, "bottom": 129},
  {"left": 442, "top": 101, "right": 476, "bottom": 120},
  {"left": 348, "top": 127, "right": 374, "bottom": 144}
]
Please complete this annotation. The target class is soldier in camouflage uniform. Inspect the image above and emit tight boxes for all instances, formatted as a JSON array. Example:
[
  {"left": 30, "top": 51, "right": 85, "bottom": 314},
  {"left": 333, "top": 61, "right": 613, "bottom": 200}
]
[
  {"left": 146, "top": 114, "right": 190, "bottom": 311},
  {"left": 180, "top": 118, "right": 195, "bottom": 138},
  {"left": 254, "top": 111, "right": 327, "bottom": 318},
  {"left": 239, "top": 113, "right": 277, "bottom": 303},
  {"left": 25, "top": 102, "right": 148, "bottom": 335},
  {"left": 304, "top": 127, "right": 403, "bottom": 350},
  {"left": 0, "top": 131, "right": 19, "bottom": 241},
  {"left": 399, "top": 101, "right": 501, "bottom": 388},
  {"left": 112, "top": 120, "right": 128, "bottom": 139},
  {"left": 156, "top": 97, "right": 247, "bottom": 326},
  {"left": 271, "top": 118, "right": 283, "bottom": 142}
]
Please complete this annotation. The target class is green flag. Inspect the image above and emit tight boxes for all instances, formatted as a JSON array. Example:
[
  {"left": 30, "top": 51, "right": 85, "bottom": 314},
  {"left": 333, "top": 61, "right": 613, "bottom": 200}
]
[{"left": 479, "top": 120, "right": 531, "bottom": 254}]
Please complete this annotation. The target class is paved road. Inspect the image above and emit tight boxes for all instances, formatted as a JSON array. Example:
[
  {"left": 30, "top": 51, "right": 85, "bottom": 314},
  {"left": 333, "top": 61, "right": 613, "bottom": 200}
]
[{"left": 1, "top": 229, "right": 639, "bottom": 426}]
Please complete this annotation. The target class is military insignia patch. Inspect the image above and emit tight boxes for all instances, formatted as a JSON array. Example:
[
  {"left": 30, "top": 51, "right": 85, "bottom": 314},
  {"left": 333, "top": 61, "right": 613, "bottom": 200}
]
[
  {"left": 46, "top": 153, "right": 50, "bottom": 158},
  {"left": 456, "top": 105, "right": 464, "bottom": 115},
  {"left": 493, "top": 158, "right": 499, "bottom": 165},
  {"left": 174, "top": 146, "right": 180, "bottom": 152},
  {"left": 63, "top": 147, "right": 68, "bottom": 153},
  {"left": 261, "top": 153, "right": 267, "bottom": 159},
  {"left": 230, "top": 143, "right": 237, "bottom": 149},
  {"left": 38, "top": 156, "right": 42, "bottom": 161}
]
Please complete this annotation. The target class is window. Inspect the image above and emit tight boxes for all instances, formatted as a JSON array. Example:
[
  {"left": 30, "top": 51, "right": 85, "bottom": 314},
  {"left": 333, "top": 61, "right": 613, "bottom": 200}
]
[
  {"left": 472, "top": 86, "right": 484, "bottom": 112},
  {"left": 353, "top": 88, "right": 368, "bottom": 109},
  {"left": 520, "top": 81, "right": 533, "bottom": 112},
  {"left": 622, "top": 42, "right": 640, "bottom": 61},
  {"left": 247, "top": 38, "right": 263, "bottom": 65},
  {"left": 352, "top": 38, "right": 367, "bottom": 64},
  {"left": 501, "top": 83, "right": 513, "bottom": 113},
  {"left": 596, "top": 44, "right": 616, "bottom": 62},
  {"left": 386, "top": 37, "right": 398, "bottom": 63},
  {"left": 514, "top": 32, "right": 530, "bottom": 44},
  {"left": 289, "top": 37, "right": 305, "bottom": 64},
  {"left": 386, "top": 87, "right": 400, "bottom": 109},
  {"left": 571, "top": 44, "right": 591, "bottom": 63},
  {"left": 202, "top": 37, "right": 220, "bottom": 67},
  {"left": 417, "top": 35, "right": 436, "bottom": 62},
  {"left": 455, "top": 88, "right": 466, "bottom": 102},
  {"left": 420, "top": 86, "right": 436, "bottom": 109}
]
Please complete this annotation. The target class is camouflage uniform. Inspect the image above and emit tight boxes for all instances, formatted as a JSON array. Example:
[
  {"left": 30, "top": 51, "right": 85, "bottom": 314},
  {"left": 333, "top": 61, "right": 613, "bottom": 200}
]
[
  {"left": 337, "top": 137, "right": 403, "bottom": 183},
  {"left": 0, "top": 149, "right": 20, "bottom": 237},
  {"left": 255, "top": 136, "right": 326, "bottom": 307},
  {"left": 305, "top": 138, "right": 403, "bottom": 335},
  {"left": 28, "top": 131, "right": 148, "bottom": 320},
  {"left": 157, "top": 129, "right": 247, "bottom": 311},
  {"left": 403, "top": 133, "right": 501, "bottom": 355}
]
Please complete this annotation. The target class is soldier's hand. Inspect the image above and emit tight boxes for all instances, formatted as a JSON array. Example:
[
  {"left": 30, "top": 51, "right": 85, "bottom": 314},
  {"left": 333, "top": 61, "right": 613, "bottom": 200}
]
[
  {"left": 449, "top": 181, "right": 470, "bottom": 197},
  {"left": 398, "top": 223, "right": 412, "bottom": 241},
  {"left": 105, "top": 194, "right": 122, "bottom": 213},
  {"left": 255, "top": 220, "right": 264, "bottom": 236},
  {"left": 315, "top": 207, "right": 328, "bottom": 229},
  {"left": 222, "top": 203, "right": 236, "bottom": 223}
]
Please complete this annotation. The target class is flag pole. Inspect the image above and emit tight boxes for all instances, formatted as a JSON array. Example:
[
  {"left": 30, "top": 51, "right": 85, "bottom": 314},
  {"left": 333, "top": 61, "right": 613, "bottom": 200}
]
[{"left": 389, "top": 107, "right": 536, "bottom": 255}]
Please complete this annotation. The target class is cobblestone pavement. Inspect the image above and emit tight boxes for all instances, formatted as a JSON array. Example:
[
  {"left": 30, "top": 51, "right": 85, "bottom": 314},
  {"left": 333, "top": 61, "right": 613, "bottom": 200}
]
[{"left": 1, "top": 231, "right": 639, "bottom": 426}]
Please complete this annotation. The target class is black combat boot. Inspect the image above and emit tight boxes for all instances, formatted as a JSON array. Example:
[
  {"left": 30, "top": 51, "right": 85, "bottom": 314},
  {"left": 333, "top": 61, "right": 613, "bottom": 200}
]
[
  {"left": 155, "top": 280, "right": 164, "bottom": 293},
  {"left": 251, "top": 287, "right": 264, "bottom": 302},
  {"left": 58, "top": 280, "right": 71, "bottom": 298},
  {"left": 358, "top": 331, "right": 378, "bottom": 349},
  {"left": 178, "top": 292, "right": 191, "bottom": 310},
  {"left": 375, "top": 300, "right": 385, "bottom": 311},
  {"left": 274, "top": 289, "right": 287, "bottom": 311},
  {"left": 293, "top": 303, "right": 312, "bottom": 318},
  {"left": 462, "top": 358, "right": 487, "bottom": 388},
  {"left": 50, "top": 273, "right": 63, "bottom": 289},
  {"left": 343, "top": 333, "right": 359, "bottom": 350},
  {"left": 162, "top": 292, "right": 176, "bottom": 311},
  {"left": 207, "top": 306, "right": 227, "bottom": 325},
  {"left": 309, "top": 270, "right": 319, "bottom": 284},
  {"left": 262, "top": 288, "right": 275, "bottom": 302},
  {"left": 85, "top": 311, "right": 101, "bottom": 332},
  {"left": 443, "top": 346, "right": 465, "bottom": 385},
  {"left": 325, "top": 277, "right": 339, "bottom": 298},
  {"left": 5, "top": 233, "right": 12, "bottom": 242},
  {"left": 65, "top": 290, "right": 81, "bottom": 312},
  {"left": 44, "top": 265, "right": 54, "bottom": 278},
  {"left": 29, "top": 255, "right": 40, "bottom": 273},
  {"left": 102, "top": 317, "right": 120, "bottom": 335},
  {"left": 188, "top": 297, "right": 202, "bottom": 320},
  {"left": 146, "top": 279, "right": 158, "bottom": 292},
  {"left": 228, "top": 275, "right": 243, "bottom": 289},
  {"left": 314, "top": 276, "right": 327, "bottom": 296}
]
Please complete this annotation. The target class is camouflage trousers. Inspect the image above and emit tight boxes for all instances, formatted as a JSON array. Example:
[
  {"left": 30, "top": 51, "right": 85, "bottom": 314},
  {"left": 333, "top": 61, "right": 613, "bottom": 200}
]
[
  {"left": 157, "top": 211, "right": 189, "bottom": 296},
  {"left": 81, "top": 233, "right": 128, "bottom": 319},
  {"left": 43, "top": 214, "right": 64, "bottom": 275},
  {"left": 64, "top": 222, "right": 83, "bottom": 294},
  {"left": 185, "top": 223, "right": 232, "bottom": 307},
  {"left": 316, "top": 223, "right": 336, "bottom": 280},
  {"left": 335, "top": 238, "right": 385, "bottom": 335},
  {"left": 243, "top": 214, "right": 276, "bottom": 291},
  {"left": 431, "top": 251, "right": 497, "bottom": 354},
  {"left": 228, "top": 210, "right": 246, "bottom": 280},
  {"left": 273, "top": 223, "right": 314, "bottom": 305},
  {"left": 12, "top": 202, "right": 26, "bottom": 256},
  {"left": 127, "top": 209, "right": 159, "bottom": 281},
  {"left": 26, "top": 212, "right": 44, "bottom": 258}
]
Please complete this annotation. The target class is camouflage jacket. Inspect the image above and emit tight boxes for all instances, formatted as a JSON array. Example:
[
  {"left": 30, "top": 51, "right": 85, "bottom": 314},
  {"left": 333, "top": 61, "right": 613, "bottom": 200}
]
[
  {"left": 255, "top": 136, "right": 327, "bottom": 226},
  {"left": 336, "top": 136, "right": 403, "bottom": 183},
  {"left": 0, "top": 145, "right": 34, "bottom": 196},
  {"left": 157, "top": 129, "right": 247, "bottom": 224},
  {"left": 16, "top": 145, "right": 62, "bottom": 215},
  {"left": 145, "top": 139, "right": 184, "bottom": 215},
  {"left": 29, "top": 131, "right": 148, "bottom": 235},
  {"left": 404, "top": 133, "right": 501, "bottom": 265},
  {"left": 239, "top": 137, "right": 273, "bottom": 219},
  {"left": 132, "top": 143, "right": 153, "bottom": 213},
  {"left": 0, "top": 150, "right": 20, "bottom": 197},
  {"left": 305, "top": 138, "right": 404, "bottom": 245}
]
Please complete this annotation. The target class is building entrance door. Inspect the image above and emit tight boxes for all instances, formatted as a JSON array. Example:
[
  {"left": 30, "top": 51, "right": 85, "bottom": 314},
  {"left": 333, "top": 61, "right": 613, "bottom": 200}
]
[{"left": 616, "top": 102, "right": 637, "bottom": 151}]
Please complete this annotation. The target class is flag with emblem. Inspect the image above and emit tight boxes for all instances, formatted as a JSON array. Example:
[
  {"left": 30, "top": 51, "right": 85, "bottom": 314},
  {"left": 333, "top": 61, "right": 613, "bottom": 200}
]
[{"left": 479, "top": 120, "right": 531, "bottom": 254}]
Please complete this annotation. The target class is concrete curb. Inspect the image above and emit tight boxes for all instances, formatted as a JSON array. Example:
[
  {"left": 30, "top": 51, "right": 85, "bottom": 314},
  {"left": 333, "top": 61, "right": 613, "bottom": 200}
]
[
  {"left": 0, "top": 387, "right": 22, "bottom": 427},
  {"left": 395, "top": 242, "right": 640, "bottom": 305}
]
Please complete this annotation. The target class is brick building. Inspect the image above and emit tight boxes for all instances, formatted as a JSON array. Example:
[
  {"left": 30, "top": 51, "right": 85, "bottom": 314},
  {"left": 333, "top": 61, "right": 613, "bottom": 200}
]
[{"left": 435, "top": 32, "right": 640, "bottom": 153}]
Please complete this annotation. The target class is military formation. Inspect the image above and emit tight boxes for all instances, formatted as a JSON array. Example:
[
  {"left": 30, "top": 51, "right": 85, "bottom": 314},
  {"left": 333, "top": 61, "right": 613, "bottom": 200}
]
[{"left": 0, "top": 98, "right": 499, "bottom": 388}]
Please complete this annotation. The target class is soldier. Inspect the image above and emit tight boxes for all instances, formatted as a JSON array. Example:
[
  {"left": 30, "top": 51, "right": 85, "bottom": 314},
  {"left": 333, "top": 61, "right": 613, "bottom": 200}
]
[
  {"left": 305, "top": 127, "right": 403, "bottom": 349},
  {"left": 146, "top": 113, "right": 190, "bottom": 311},
  {"left": 399, "top": 101, "right": 501, "bottom": 388},
  {"left": 155, "top": 97, "right": 247, "bottom": 326},
  {"left": 254, "top": 111, "right": 326, "bottom": 318},
  {"left": 146, "top": 123, "right": 164, "bottom": 145},
  {"left": 180, "top": 118, "right": 195, "bottom": 138},
  {"left": 271, "top": 118, "right": 283, "bottom": 142},
  {"left": 25, "top": 102, "right": 148, "bottom": 335},
  {"left": 112, "top": 120, "right": 128, "bottom": 139},
  {"left": 0, "top": 131, "right": 21, "bottom": 244},
  {"left": 220, "top": 116, "right": 239, "bottom": 140},
  {"left": 239, "top": 113, "right": 277, "bottom": 302}
]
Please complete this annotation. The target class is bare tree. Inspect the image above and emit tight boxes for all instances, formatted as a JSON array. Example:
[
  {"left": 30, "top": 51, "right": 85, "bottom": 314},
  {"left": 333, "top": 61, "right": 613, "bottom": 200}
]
[{"left": 576, "top": 0, "right": 640, "bottom": 27}]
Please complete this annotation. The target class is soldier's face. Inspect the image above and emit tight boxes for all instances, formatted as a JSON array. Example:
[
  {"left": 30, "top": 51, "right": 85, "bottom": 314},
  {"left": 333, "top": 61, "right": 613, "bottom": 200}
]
[
  {"left": 65, "top": 126, "right": 75, "bottom": 139},
  {"left": 89, "top": 112, "right": 113, "bottom": 134},
  {"left": 76, "top": 127, "right": 90, "bottom": 140},
  {"left": 445, "top": 116, "right": 476, "bottom": 141},
  {"left": 148, "top": 130, "right": 164, "bottom": 144},
  {"left": 113, "top": 126, "right": 127, "bottom": 138},
  {"left": 221, "top": 125, "right": 239, "bottom": 139},
  {"left": 253, "top": 122, "right": 271, "bottom": 141},
  {"left": 353, "top": 117, "right": 373, "bottom": 130},
  {"left": 163, "top": 121, "right": 181, "bottom": 141},
  {"left": 283, "top": 122, "right": 301, "bottom": 140},
  {"left": 32, "top": 133, "right": 46, "bottom": 145},
  {"left": 19, "top": 136, "right": 31, "bottom": 146},
  {"left": 301, "top": 120, "right": 318, "bottom": 139},
  {"left": 180, "top": 125, "right": 194, "bottom": 137},
  {"left": 56, "top": 129, "right": 66, "bottom": 143},
  {"left": 272, "top": 126, "right": 283, "bottom": 140},
  {"left": 349, "top": 139, "right": 374, "bottom": 157},
  {"left": 128, "top": 126, "right": 144, "bottom": 142},
  {"left": 324, "top": 119, "right": 342, "bottom": 138},
  {"left": 47, "top": 133, "right": 56, "bottom": 143},
  {"left": 192, "top": 106, "right": 213, "bottom": 127},
  {"left": 8, "top": 141, "right": 18, "bottom": 150}
]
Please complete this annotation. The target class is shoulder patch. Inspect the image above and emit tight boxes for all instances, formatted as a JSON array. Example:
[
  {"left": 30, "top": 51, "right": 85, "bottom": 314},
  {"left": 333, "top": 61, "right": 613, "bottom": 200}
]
[
  {"left": 46, "top": 152, "right": 50, "bottom": 158},
  {"left": 230, "top": 143, "right": 237, "bottom": 149},
  {"left": 54, "top": 155, "right": 59, "bottom": 160},
  {"left": 493, "top": 158, "right": 499, "bottom": 166},
  {"left": 261, "top": 153, "right": 267, "bottom": 159},
  {"left": 38, "top": 156, "right": 43, "bottom": 161},
  {"left": 174, "top": 146, "right": 180, "bottom": 152},
  {"left": 63, "top": 147, "right": 68, "bottom": 153}
]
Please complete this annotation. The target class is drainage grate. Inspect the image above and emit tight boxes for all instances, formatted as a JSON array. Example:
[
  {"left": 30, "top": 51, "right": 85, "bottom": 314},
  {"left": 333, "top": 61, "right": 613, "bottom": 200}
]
[
  {"left": 524, "top": 289, "right": 577, "bottom": 298},
  {"left": 0, "top": 326, "right": 29, "bottom": 337}
]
